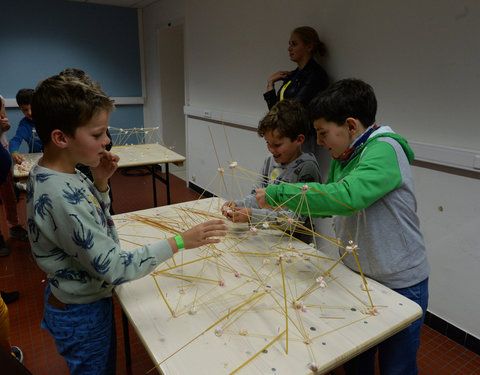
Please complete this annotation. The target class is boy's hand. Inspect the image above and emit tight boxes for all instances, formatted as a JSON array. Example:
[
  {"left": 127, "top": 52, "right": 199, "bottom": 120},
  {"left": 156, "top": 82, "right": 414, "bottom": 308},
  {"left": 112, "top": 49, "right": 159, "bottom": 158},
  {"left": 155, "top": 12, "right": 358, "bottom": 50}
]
[
  {"left": 221, "top": 201, "right": 237, "bottom": 220},
  {"left": 255, "top": 188, "right": 274, "bottom": 209},
  {"left": 221, "top": 201, "right": 236, "bottom": 215},
  {"left": 179, "top": 220, "right": 227, "bottom": 249},
  {"left": 91, "top": 150, "right": 119, "bottom": 191},
  {"left": 221, "top": 202, "right": 251, "bottom": 222},
  {"left": 227, "top": 207, "right": 251, "bottom": 223},
  {"left": 11, "top": 153, "right": 25, "bottom": 165}
]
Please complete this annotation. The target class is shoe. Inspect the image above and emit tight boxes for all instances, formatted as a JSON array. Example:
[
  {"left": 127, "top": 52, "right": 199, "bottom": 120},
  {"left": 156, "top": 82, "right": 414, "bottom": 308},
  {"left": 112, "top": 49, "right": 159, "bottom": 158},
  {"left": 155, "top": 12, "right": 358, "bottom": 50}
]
[
  {"left": 11, "top": 346, "right": 23, "bottom": 363},
  {"left": 0, "top": 236, "right": 10, "bottom": 257},
  {"left": 14, "top": 182, "right": 27, "bottom": 191},
  {"left": 1, "top": 291, "right": 20, "bottom": 304},
  {"left": 9, "top": 225, "right": 28, "bottom": 241}
]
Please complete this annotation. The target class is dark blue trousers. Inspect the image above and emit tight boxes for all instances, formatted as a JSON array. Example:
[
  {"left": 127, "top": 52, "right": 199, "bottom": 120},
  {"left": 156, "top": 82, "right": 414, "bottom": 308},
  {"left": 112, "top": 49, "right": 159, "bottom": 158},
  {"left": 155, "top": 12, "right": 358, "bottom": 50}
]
[{"left": 344, "top": 278, "right": 429, "bottom": 375}]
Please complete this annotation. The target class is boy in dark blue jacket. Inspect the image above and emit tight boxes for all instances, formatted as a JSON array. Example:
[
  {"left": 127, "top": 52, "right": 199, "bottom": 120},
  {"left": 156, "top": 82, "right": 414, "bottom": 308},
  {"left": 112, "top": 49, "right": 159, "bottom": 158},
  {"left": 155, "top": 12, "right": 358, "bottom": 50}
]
[{"left": 9, "top": 89, "right": 42, "bottom": 165}]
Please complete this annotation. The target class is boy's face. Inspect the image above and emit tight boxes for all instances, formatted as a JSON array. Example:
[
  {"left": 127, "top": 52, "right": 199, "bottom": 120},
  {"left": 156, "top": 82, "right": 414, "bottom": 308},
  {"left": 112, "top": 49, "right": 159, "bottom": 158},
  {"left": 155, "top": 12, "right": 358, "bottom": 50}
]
[
  {"left": 19, "top": 104, "right": 32, "bottom": 120},
  {"left": 67, "top": 109, "right": 111, "bottom": 167},
  {"left": 314, "top": 118, "right": 353, "bottom": 159},
  {"left": 264, "top": 129, "right": 303, "bottom": 165}
]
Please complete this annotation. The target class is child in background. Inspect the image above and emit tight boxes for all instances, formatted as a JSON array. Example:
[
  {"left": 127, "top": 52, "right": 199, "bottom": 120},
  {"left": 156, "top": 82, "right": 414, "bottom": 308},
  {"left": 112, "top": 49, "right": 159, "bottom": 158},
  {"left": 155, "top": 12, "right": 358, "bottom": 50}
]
[
  {"left": 256, "top": 79, "right": 429, "bottom": 375},
  {"left": 0, "top": 94, "right": 28, "bottom": 245},
  {"left": 222, "top": 99, "right": 322, "bottom": 243},
  {"left": 27, "top": 74, "right": 227, "bottom": 375},
  {"left": 9, "top": 88, "right": 42, "bottom": 165}
]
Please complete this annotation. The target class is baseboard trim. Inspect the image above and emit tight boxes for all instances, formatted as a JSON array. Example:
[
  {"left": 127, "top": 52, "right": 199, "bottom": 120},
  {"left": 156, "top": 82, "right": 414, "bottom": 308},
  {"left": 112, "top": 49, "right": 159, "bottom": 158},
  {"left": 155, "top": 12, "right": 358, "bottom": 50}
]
[
  {"left": 188, "top": 181, "right": 216, "bottom": 198},
  {"left": 424, "top": 311, "right": 480, "bottom": 355}
]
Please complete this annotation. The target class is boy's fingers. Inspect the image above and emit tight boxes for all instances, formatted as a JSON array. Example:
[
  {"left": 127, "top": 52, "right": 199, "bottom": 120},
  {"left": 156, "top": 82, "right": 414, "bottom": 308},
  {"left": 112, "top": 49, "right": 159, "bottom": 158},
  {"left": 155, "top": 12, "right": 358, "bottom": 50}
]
[
  {"left": 205, "top": 219, "right": 226, "bottom": 227},
  {"left": 203, "top": 221, "right": 227, "bottom": 236},
  {"left": 205, "top": 226, "right": 227, "bottom": 235}
]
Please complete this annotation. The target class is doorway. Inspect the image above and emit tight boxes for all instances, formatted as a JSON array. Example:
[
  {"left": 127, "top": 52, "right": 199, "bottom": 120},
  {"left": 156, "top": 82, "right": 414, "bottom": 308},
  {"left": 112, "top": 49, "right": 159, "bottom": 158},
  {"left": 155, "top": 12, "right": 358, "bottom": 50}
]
[{"left": 158, "top": 24, "right": 186, "bottom": 177}]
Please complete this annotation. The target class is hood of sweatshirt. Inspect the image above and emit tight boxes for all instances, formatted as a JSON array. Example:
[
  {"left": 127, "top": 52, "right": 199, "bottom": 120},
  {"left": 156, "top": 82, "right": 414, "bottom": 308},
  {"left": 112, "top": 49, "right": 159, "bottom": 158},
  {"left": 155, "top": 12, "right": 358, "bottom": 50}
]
[{"left": 366, "top": 126, "right": 415, "bottom": 163}]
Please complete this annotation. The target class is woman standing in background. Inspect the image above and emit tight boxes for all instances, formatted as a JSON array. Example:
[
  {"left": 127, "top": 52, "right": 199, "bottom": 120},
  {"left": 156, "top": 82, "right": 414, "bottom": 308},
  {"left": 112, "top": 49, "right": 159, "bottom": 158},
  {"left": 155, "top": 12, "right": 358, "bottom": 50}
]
[{"left": 263, "top": 26, "right": 330, "bottom": 173}]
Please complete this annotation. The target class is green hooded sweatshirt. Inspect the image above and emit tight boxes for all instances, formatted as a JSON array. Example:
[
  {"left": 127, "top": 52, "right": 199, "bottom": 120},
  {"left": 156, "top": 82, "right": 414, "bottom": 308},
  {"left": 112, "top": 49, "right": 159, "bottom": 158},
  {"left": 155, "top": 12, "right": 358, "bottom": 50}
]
[{"left": 265, "top": 126, "right": 429, "bottom": 289}]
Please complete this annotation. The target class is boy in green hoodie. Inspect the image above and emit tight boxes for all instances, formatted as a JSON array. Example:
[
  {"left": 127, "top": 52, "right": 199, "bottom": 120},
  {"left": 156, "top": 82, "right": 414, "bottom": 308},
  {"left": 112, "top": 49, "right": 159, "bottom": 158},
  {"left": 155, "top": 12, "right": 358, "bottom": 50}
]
[{"left": 256, "top": 78, "right": 429, "bottom": 375}]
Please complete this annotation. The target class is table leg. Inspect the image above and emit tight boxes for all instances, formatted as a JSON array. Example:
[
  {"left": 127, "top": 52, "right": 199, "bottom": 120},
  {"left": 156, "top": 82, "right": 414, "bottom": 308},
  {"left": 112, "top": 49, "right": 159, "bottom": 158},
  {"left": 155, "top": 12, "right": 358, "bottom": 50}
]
[
  {"left": 122, "top": 310, "right": 132, "bottom": 367},
  {"left": 150, "top": 164, "right": 171, "bottom": 207},
  {"left": 151, "top": 165, "right": 158, "bottom": 207},
  {"left": 165, "top": 163, "right": 171, "bottom": 205}
]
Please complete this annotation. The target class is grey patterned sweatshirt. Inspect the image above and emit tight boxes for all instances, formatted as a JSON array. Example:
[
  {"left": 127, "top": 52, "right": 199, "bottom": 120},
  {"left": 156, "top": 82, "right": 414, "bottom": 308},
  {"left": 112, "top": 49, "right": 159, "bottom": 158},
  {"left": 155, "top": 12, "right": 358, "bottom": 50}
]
[{"left": 27, "top": 164, "right": 174, "bottom": 304}]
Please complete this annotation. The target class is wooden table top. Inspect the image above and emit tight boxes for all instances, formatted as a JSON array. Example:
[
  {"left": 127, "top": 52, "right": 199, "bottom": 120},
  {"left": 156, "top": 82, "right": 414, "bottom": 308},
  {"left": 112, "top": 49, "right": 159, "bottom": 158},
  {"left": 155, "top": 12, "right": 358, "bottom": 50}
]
[
  {"left": 113, "top": 197, "right": 422, "bottom": 375},
  {"left": 13, "top": 143, "right": 186, "bottom": 179}
]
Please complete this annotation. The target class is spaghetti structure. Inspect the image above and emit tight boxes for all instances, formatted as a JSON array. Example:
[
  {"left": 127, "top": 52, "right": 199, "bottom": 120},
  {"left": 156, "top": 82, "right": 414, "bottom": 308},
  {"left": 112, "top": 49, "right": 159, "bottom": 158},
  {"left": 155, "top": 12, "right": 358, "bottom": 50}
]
[
  {"left": 113, "top": 127, "right": 389, "bottom": 374},
  {"left": 108, "top": 126, "right": 164, "bottom": 146}
]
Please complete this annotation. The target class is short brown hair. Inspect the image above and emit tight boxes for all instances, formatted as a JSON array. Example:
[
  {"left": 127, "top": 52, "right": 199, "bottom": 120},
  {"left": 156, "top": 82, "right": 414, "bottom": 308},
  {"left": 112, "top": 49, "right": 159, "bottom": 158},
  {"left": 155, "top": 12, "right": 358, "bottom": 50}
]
[
  {"left": 258, "top": 99, "right": 310, "bottom": 141},
  {"left": 32, "top": 75, "right": 114, "bottom": 145}
]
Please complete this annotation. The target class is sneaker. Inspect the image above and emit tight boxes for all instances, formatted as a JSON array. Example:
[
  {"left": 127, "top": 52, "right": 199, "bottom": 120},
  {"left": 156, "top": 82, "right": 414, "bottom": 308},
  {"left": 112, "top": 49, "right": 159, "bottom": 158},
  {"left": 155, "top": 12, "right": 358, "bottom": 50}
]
[
  {"left": 1, "top": 290, "right": 20, "bottom": 304},
  {"left": 11, "top": 346, "right": 23, "bottom": 363},
  {"left": 0, "top": 236, "right": 10, "bottom": 257},
  {"left": 14, "top": 182, "right": 27, "bottom": 191},
  {"left": 9, "top": 225, "right": 28, "bottom": 241}
]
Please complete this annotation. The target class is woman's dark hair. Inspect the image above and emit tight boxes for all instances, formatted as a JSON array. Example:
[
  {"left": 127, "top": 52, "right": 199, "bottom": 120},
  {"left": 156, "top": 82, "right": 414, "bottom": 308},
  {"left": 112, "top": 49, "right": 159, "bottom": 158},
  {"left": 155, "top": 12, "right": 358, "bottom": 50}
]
[{"left": 292, "top": 26, "right": 327, "bottom": 60}]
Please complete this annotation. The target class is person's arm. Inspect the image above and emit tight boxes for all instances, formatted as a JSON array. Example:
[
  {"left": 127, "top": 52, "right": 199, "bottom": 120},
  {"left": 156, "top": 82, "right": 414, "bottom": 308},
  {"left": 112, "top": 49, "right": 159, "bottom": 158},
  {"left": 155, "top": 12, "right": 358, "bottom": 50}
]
[
  {"left": 8, "top": 120, "right": 30, "bottom": 154},
  {"left": 263, "top": 90, "right": 278, "bottom": 110},
  {"left": 167, "top": 220, "right": 227, "bottom": 252},
  {"left": 263, "top": 71, "right": 291, "bottom": 110},
  {"left": 266, "top": 71, "right": 289, "bottom": 91},
  {"left": 9, "top": 121, "right": 30, "bottom": 164},
  {"left": 249, "top": 160, "right": 322, "bottom": 226},
  {"left": 262, "top": 142, "right": 403, "bottom": 217},
  {"left": 90, "top": 150, "right": 119, "bottom": 192},
  {"left": 31, "top": 176, "right": 226, "bottom": 285}
]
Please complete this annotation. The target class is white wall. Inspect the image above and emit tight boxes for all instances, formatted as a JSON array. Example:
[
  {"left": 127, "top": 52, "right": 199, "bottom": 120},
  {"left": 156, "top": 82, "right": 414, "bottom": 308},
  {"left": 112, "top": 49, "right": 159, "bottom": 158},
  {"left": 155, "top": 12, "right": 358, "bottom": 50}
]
[
  {"left": 143, "top": 0, "right": 480, "bottom": 339},
  {"left": 413, "top": 166, "right": 480, "bottom": 337},
  {"left": 185, "top": 0, "right": 480, "bottom": 150},
  {"left": 141, "top": 0, "right": 185, "bottom": 131}
]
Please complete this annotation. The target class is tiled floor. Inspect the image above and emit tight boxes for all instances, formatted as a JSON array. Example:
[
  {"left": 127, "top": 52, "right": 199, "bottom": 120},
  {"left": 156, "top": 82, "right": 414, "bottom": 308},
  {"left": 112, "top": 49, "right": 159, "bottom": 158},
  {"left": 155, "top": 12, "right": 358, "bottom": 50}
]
[{"left": 1, "top": 168, "right": 479, "bottom": 374}]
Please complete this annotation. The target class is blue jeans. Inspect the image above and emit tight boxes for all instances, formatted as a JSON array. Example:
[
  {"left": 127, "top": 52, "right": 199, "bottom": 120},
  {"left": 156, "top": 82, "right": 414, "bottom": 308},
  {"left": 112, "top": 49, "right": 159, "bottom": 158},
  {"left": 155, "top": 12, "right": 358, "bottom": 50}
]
[
  {"left": 42, "top": 284, "right": 117, "bottom": 375},
  {"left": 344, "top": 278, "right": 429, "bottom": 375}
]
